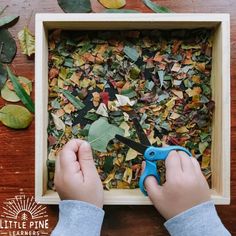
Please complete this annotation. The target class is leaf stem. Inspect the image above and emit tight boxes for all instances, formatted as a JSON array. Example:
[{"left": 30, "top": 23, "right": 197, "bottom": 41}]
[{"left": 0, "top": 5, "right": 8, "bottom": 16}]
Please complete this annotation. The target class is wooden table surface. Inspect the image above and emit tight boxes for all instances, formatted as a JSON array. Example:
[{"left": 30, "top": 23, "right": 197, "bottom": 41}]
[{"left": 0, "top": 0, "right": 235, "bottom": 235}]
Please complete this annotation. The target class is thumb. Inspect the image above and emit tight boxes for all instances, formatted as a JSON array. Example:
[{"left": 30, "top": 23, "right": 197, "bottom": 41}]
[
  {"left": 144, "top": 175, "right": 163, "bottom": 202},
  {"left": 78, "top": 141, "right": 98, "bottom": 178}
]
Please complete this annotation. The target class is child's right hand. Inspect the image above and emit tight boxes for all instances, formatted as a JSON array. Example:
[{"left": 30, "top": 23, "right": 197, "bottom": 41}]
[{"left": 144, "top": 151, "right": 211, "bottom": 220}]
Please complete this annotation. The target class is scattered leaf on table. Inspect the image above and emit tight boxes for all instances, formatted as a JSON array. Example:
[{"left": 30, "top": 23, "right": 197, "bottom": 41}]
[
  {"left": 0, "top": 15, "right": 19, "bottom": 28},
  {"left": 88, "top": 117, "right": 124, "bottom": 152},
  {"left": 60, "top": 89, "right": 85, "bottom": 110},
  {"left": 123, "top": 46, "right": 139, "bottom": 62},
  {"left": 0, "top": 104, "right": 33, "bottom": 129},
  {"left": 0, "top": 63, "right": 7, "bottom": 90},
  {"left": 104, "top": 9, "right": 140, "bottom": 13},
  {"left": 1, "top": 76, "right": 32, "bottom": 102},
  {"left": 18, "top": 26, "right": 35, "bottom": 57},
  {"left": 0, "top": 29, "right": 17, "bottom": 63},
  {"left": 143, "top": 0, "right": 172, "bottom": 13},
  {"left": 99, "top": 0, "right": 126, "bottom": 9},
  {"left": 58, "top": 0, "right": 92, "bottom": 13},
  {"left": 7, "top": 66, "right": 35, "bottom": 113},
  {"left": 51, "top": 113, "right": 65, "bottom": 131}
]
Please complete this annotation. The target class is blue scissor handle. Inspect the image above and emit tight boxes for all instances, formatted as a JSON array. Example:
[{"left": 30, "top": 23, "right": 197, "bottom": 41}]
[{"left": 139, "top": 146, "right": 192, "bottom": 196}]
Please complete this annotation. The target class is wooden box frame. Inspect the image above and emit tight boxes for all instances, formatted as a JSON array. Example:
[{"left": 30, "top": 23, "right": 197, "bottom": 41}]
[{"left": 35, "top": 13, "right": 230, "bottom": 205}]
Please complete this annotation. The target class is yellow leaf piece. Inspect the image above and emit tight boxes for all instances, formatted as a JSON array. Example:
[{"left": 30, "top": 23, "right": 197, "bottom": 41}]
[
  {"left": 18, "top": 26, "right": 35, "bottom": 57},
  {"left": 99, "top": 0, "right": 126, "bottom": 9},
  {"left": 119, "top": 121, "right": 130, "bottom": 137},
  {"left": 171, "top": 89, "right": 183, "bottom": 99},
  {"left": 185, "top": 87, "right": 202, "bottom": 97},
  {"left": 63, "top": 103, "right": 75, "bottom": 114},
  {"left": 201, "top": 154, "right": 210, "bottom": 169},
  {"left": 176, "top": 126, "right": 189, "bottom": 133},
  {"left": 122, "top": 167, "right": 132, "bottom": 184},
  {"left": 126, "top": 148, "right": 138, "bottom": 161}
]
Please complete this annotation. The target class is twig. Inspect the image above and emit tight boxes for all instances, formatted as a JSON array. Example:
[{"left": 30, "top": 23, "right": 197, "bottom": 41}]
[{"left": 0, "top": 5, "right": 8, "bottom": 16}]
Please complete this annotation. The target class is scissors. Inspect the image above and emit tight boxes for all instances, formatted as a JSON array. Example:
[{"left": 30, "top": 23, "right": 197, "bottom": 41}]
[{"left": 115, "top": 118, "right": 192, "bottom": 196}]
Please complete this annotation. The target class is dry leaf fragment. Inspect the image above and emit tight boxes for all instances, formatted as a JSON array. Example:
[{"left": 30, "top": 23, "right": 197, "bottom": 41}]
[
  {"left": 115, "top": 94, "right": 135, "bottom": 107},
  {"left": 171, "top": 63, "right": 181, "bottom": 72},
  {"left": 51, "top": 113, "right": 65, "bottom": 131},
  {"left": 171, "top": 89, "right": 183, "bottom": 99},
  {"left": 92, "top": 92, "right": 100, "bottom": 107},
  {"left": 96, "top": 103, "right": 108, "bottom": 117}
]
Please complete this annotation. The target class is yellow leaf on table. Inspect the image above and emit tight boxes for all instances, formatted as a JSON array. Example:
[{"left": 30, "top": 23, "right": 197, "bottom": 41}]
[
  {"left": 99, "top": 0, "right": 126, "bottom": 9},
  {"left": 63, "top": 103, "right": 75, "bottom": 114},
  {"left": 126, "top": 148, "right": 138, "bottom": 161},
  {"left": 201, "top": 154, "right": 210, "bottom": 169}
]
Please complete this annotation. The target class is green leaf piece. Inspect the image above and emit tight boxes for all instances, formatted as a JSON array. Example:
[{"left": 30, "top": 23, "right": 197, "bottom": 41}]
[
  {"left": 0, "top": 29, "right": 17, "bottom": 63},
  {"left": 0, "top": 104, "right": 33, "bottom": 129},
  {"left": 123, "top": 46, "right": 139, "bottom": 62},
  {"left": 143, "top": 0, "right": 172, "bottom": 13},
  {"left": 18, "top": 26, "right": 35, "bottom": 57},
  {"left": 88, "top": 117, "right": 124, "bottom": 152},
  {"left": 0, "top": 63, "right": 7, "bottom": 90},
  {"left": 58, "top": 0, "right": 92, "bottom": 13},
  {"left": 6, "top": 66, "right": 35, "bottom": 113},
  {"left": 104, "top": 9, "right": 140, "bottom": 13},
  {"left": 60, "top": 89, "right": 85, "bottom": 110},
  {"left": 0, "top": 15, "right": 19, "bottom": 28}
]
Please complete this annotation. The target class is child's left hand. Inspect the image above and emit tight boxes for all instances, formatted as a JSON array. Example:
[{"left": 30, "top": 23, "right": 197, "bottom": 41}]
[{"left": 54, "top": 139, "right": 104, "bottom": 208}]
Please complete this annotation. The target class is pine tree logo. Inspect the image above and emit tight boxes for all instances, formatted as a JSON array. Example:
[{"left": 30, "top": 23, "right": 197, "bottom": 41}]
[{"left": 21, "top": 212, "right": 28, "bottom": 221}]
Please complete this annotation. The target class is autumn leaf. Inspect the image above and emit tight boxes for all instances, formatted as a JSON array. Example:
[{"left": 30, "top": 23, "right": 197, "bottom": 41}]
[
  {"left": 0, "top": 105, "right": 33, "bottom": 129},
  {"left": 18, "top": 26, "right": 35, "bottom": 57},
  {"left": 99, "top": 0, "right": 126, "bottom": 9}
]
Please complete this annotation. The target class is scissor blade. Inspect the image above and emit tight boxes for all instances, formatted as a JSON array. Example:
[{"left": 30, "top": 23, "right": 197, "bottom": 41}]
[
  {"left": 115, "top": 134, "right": 147, "bottom": 154},
  {"left": 132, "top": 118, "right": 151, "bottom": 146}
]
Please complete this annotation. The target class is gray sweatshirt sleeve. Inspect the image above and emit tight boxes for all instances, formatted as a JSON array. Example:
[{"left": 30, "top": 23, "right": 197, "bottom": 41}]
[
  {"left": 51, "top": 200, "right": 105, "bottom": 236},
  {"left": 164, "top": 201, "right": 231, "bottom": 236}
]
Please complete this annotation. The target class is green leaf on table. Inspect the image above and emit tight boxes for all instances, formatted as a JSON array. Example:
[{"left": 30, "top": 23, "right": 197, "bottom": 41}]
[
  {"left": 0, "top": 15, "right": 19, "bottom": 29},
  {"left": 143, "top": 0, "right": 172, "bottom": 13},
  {"left": 0, "top": 29, "right": 17, "bottom": 63},
  {"left": 104, "top": 9, "right": 140, "bottom": 13},
  {"left": 6, "top": 66, "right": 35, "bottom": 113},
  {"left": 99, "top": 0, "right": 126, "bottom": 9},
  {"left": 123, "top": 46, "right": 139, "bottom": 62},
  {"left": 18, "top": 26, "right": 35, "bottom": 57},
  {"left": 58, "top": 0, "right": 92, "bottom": 13},
  {"left": 0, "top": 63, "right": 7, "bottom": 90},
  {"left": 0, "top": 104, "right": 33, "bottom": 129},
  {"left": 88, "top": 117, "right": 124, "bottom": 152},
  {"left": 60, "top": 89, "right": 85, "bottom": 110},
  {"left": 1, "top": 76, "right": 32, "bottom": 102}
]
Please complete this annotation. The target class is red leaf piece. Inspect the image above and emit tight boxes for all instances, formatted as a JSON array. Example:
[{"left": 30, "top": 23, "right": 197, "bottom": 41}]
[{"left": 100, "top": 92, "right": 109, "bottom": 106}]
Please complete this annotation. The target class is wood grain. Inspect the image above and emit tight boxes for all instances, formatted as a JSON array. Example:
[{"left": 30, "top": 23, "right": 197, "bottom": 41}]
[{"left": 0, "top": 0, "right": 235, "bottom": 235}]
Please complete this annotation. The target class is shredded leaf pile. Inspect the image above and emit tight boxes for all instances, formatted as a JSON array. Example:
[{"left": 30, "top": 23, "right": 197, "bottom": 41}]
[{"left": 47, "top": 29, "right": 214, "bottom": 190}]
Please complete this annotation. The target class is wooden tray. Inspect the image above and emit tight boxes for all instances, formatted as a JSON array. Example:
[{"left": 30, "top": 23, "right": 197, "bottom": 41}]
[{"left": 35, "top": 13, "right": 230, "bottom": 205}]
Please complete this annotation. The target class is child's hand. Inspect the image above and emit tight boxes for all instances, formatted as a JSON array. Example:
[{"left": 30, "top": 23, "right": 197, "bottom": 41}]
[
  {"left": 54, "top": 139, "right": 104, "bottom": 208},
  {"left": 144, "top": 151, "right": 211, "bottom": 220}
]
